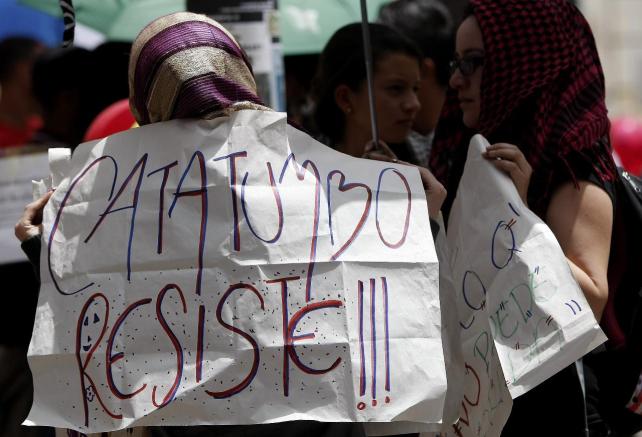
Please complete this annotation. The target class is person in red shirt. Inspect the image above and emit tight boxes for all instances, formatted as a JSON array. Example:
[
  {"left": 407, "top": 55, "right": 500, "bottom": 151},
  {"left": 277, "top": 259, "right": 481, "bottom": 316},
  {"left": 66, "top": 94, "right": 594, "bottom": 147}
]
[{"left": 0, "top": 37, "right": 43, "bottom": 149}]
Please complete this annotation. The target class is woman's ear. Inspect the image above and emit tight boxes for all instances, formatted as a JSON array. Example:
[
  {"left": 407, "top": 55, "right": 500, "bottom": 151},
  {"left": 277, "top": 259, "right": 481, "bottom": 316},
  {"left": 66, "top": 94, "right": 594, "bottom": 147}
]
[{"left": 334, "top": 84, "right": 354, "bottom": 115}]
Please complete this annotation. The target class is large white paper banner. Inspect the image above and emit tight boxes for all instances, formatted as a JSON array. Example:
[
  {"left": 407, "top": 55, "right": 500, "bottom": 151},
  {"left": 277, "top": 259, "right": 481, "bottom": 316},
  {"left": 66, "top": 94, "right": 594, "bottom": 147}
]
[
  {"left": 444, "top": 135, "right": 606, "bottom": 436},
  {"left": 27, "top": 110, "right": 445, "bottom": 432}
]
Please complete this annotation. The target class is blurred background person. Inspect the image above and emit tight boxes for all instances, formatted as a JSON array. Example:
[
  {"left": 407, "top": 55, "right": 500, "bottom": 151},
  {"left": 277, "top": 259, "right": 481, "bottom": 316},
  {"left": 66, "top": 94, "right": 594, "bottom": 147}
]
[
  {"left": 26, "top": 42, "right": 132, "bottom": 149},
  {"left": 378, "top": 0, "right": 454, "bottom": 167},
  {"left": 312, "top": 22, "right": 422, "bottom": 163},
  {"left": 28, "top": 47, "right": 93, "bottom": 148},
  {"left": 312, "top": 22, "right": 446, "bottom": 222},
  {"left": 0, "top": 37, "right": 43, "bottom": 149}
]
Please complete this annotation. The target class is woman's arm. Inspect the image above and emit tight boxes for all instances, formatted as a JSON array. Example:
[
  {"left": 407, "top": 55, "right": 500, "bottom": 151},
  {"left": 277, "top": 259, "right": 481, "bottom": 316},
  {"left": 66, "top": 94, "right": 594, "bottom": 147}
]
[{"left": 545, "top": 181, "right": 613, "bottom": 321}]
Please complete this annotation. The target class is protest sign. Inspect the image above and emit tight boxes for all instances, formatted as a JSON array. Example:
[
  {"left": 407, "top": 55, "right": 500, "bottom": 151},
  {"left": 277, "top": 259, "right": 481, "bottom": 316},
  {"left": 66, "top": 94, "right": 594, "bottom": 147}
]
[
  {"left": 443, "top": 135, "right": 606, "bottom": 436},
  {"left": 26, "top": 110, "right": 445, "bottom": 432}
]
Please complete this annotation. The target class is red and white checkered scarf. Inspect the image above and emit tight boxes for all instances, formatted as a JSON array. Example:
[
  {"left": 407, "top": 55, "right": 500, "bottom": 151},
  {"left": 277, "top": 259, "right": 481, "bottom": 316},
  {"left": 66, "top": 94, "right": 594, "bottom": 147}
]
[{"left": 430, "top": 0, "right": 617, "bottom": 216}]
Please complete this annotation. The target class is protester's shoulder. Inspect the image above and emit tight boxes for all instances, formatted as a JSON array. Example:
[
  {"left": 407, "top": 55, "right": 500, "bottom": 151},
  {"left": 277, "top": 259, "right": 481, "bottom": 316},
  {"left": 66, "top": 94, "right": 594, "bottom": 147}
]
[{"left": 551, "top": 137, "right": 616, "bottom": 203}]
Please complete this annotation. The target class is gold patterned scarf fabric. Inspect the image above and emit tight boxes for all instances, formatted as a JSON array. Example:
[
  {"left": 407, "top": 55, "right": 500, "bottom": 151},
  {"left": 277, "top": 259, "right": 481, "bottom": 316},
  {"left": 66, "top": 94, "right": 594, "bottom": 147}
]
[{"left": 128, "top": 12, "right": 269, "bottom": 126}]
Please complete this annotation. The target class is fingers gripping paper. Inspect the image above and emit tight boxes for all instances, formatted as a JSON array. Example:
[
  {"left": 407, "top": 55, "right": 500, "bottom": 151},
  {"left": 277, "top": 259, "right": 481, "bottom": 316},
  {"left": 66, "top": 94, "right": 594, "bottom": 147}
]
[
  {"left": 444, "top": 135, "right": 606, "bottom": 436},
  {"left": 26, "top": 111, "right": 445, "bottom": 432}
]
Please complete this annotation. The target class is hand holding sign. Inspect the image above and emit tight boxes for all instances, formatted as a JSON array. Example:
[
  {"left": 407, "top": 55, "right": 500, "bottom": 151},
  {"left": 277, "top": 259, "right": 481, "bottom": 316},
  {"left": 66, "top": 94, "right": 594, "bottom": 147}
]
[
  {"left": 482, "top": 143, "right": 533, "bottom": 205},
  {"left": 363, "top": 140, "right": 446, "bottom": 219},
  {"left": 15, "top": 190, "right": 53, "bottom": 243}
]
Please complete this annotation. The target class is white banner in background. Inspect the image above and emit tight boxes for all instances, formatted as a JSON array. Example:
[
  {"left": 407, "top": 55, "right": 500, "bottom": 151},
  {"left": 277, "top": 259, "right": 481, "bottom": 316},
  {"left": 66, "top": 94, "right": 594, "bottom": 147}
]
[
  {"left": 443, "top": 135, "right": 606, "bottom": 437},
  {"left": 0, "top": 149, "right": 49, "bottom": 264},
  {"left": 27, "top": 110, "right": 445, "bottom": 433}
]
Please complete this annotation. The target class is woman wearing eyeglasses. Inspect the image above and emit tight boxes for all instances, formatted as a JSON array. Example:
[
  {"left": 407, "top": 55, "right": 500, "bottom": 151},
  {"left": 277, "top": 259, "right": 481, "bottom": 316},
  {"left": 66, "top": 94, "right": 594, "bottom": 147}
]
[{"left": 430, "top": 0, "right": 618, "bottom": 436}]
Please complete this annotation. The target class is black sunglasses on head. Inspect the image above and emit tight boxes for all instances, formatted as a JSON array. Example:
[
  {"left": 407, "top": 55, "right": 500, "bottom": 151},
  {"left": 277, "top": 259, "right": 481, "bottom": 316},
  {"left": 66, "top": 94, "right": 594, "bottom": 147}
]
[{"left": 449, "top": 54, "right": 485, "bottom": 77}]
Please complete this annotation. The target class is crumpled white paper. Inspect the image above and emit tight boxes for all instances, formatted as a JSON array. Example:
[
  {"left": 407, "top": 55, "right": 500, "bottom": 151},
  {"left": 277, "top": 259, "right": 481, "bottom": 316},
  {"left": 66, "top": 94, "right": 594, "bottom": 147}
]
[
  {"left": 442, "top": 134, "right": 606, "bottom": 437},
  {"left": 27, "top": 110, "right": 446, "bottom": 433}
]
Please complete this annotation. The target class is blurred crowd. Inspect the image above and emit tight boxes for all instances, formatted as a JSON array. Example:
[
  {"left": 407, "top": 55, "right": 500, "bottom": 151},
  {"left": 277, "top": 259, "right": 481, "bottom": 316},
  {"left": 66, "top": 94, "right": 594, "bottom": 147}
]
[
  {"left": 1, "top": 0, "right": 642, "bottom": 437},
  {"left": 0, "top": 38, "right": 132, "bottom": 152}
]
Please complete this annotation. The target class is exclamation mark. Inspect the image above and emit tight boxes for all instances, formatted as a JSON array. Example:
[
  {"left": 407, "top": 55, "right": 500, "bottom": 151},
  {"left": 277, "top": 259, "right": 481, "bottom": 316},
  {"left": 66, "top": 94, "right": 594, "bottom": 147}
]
[
  {"left": 382, "top": 276, "right": 391, "bottom": 404},
  {"left": 370, "top": 278, "right": 377, "bottom": 407},
  {"left": 357, "top": 278, "right": 392, "bottom": 410},
  {"left": 357, "top": 280, "right": 366, "bottom": 409}
]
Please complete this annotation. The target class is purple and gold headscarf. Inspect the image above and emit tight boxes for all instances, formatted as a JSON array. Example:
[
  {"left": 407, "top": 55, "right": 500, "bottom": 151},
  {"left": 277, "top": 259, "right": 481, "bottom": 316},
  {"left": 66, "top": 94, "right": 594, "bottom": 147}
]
[{"left": 128, "top": 12, "right": 269, "bottom": 126}]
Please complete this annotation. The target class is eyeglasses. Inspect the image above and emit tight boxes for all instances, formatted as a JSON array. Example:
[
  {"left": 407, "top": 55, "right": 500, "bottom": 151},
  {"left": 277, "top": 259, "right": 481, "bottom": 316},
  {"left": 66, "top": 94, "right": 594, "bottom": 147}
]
[{"left": 449, "top": 54, "right": 485, "bottom": 77}]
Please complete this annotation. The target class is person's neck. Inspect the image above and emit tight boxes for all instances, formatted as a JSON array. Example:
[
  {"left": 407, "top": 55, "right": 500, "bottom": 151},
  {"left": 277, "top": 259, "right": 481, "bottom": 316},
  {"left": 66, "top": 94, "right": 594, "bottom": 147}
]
[{"left": 338, "top": 124, "right": 371, "bottom": 157}]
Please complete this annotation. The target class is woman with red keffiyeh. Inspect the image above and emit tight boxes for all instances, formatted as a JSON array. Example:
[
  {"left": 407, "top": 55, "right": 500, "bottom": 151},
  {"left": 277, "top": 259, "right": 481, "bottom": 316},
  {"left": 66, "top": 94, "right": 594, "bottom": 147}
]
[{"left": 428, "top": 0, "right": 632, "bottom": 435}]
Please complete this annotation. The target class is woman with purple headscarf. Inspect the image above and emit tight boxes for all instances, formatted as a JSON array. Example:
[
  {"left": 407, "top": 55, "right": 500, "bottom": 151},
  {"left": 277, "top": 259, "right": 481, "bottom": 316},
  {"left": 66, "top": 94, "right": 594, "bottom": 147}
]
[
  {"left": 128, "top": 12, "right": 269, "bottom": 126},
  {"left": 16, "top": 12, "right": 367, "bottom": 437}
]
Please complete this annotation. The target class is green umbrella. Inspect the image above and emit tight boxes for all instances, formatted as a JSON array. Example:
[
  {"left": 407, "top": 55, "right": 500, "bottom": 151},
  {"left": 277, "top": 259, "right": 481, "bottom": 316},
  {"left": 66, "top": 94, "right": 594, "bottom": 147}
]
[
  {"left": 279, "top": 0, "right": 391, "bottom": 56},
  {"left": 21, "top": 0, "right": 391, "bottom": 54},
  {"left": 19, "top": 0, "right": 186, "bottom": 41}
]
